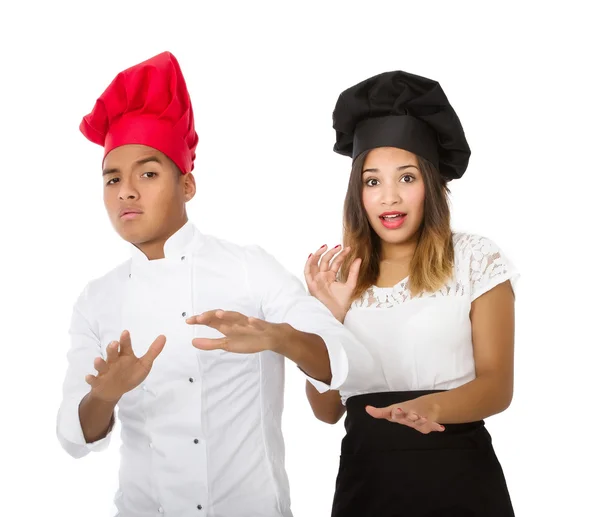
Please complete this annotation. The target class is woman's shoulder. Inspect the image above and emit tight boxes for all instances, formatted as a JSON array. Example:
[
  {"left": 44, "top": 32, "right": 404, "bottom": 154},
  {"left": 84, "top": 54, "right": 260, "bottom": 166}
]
[
  {"left": 452, "top": 231, "right": 498, "bottom": 251},
  {"left": 451, "top": 231, "right": 519, "bottom": 300},
  {"left": 452, "top": 231, "right": 506, "bottom": 263}
]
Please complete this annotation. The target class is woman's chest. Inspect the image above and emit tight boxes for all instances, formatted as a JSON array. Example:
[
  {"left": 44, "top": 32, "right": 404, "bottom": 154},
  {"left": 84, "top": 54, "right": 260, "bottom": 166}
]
[{"left": 345, "top": 296, "right": 473, "bottom": 365}]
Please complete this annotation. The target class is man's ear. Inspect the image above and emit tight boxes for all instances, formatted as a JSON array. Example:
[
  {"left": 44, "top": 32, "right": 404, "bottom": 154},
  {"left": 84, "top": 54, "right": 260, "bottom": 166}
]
[{"left": 183, "top": 172, "right": 196, "bottom": 202}]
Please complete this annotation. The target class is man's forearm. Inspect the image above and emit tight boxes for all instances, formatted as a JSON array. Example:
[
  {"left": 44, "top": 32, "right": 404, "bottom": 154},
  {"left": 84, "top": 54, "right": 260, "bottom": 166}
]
[
  {"left": 273, "top": 324, "right": 332, "bottom": 384},
  {"left": 79, "top": 392, "right": 117, "bottom": 443}
]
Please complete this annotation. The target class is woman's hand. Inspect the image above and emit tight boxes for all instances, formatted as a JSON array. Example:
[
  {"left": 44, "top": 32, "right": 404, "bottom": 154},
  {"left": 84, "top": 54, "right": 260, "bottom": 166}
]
[
  {"left": 304, "top": 244, "right": 361, "bottom": 323},
  {"left": 366, "top": 397, "right": 445, "bottom": 434}
]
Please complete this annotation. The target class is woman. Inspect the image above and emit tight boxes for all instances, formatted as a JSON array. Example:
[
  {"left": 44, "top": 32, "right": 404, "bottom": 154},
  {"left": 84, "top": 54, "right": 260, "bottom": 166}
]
[{"left": 305, "top": 71, "right": 519, "bottom": 516}]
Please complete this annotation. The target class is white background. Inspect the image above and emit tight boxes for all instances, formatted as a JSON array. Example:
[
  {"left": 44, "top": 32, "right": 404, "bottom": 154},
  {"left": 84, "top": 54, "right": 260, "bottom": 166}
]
[{"left": 1, "top": 1, "right": 598, "bottom": 515}]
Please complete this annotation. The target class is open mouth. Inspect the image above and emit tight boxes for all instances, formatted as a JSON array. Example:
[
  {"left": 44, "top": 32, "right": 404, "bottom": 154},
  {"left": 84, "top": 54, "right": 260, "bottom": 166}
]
[{"left": 379, "top": 212, "right": 407, "bottom": 229}]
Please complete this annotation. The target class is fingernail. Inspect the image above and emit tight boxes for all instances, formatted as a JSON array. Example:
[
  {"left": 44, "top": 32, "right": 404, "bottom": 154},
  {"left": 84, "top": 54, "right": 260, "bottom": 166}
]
[
  {"left": 320, "top": 244, "right": 327, "bottom": 249},
  {"left": 396, "top": 407, "right": 403, "bottom": 413},
  {"left": 308, "top": 253, "right": 312, "bottom": 258},
  {"left": 334, "top": 244, "right": 341, "bottom": 249}
]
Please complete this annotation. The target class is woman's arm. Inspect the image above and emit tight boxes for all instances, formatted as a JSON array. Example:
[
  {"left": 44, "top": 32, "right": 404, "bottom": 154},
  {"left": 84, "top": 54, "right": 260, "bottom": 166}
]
[
  {"left": 417, "top": 280, "right": 515, "bottom": 423},
  {"left": 305, "top": 380, "right": 346, "bottom": 424}
]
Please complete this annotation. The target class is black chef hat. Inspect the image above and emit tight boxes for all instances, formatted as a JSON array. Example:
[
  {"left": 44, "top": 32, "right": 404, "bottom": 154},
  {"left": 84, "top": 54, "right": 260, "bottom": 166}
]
[{"left": 332, "top": 70, "right": 471, "bottom": 180}]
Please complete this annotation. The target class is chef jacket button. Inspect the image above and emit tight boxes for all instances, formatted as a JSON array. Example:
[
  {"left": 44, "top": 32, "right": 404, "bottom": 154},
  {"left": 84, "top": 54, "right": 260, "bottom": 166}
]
[
  {"left": 128, "top": 273, "right": 131, "bottom": 278},
  {"left": 158, "top": 507, "right": 164, "bottom": 514},
  {"left": 194, "top": 438, "right": 199, "bottom": 444},
  {"left": 189, "top": 377, "right": 195, "bottom": 383},
  {"left": 182, "top": 311, "right": 187, "bottom": 317},
  {"left": 197, "top": 505, "right": 203, "bottom": 510},
  {"left": 181, "top": 255, "right": 186, "bottom": 260}
]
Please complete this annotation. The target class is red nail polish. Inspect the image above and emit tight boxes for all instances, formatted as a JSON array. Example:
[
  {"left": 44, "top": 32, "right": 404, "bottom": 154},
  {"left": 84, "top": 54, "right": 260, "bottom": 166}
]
[
  {"left": 334, "top": 244, "right": 341, "bottom": 248},
  {"left": 320, "top": 244, "right": 327, "bottom": 249},
  {"left": 308, "top": 253, "right": 312, "bottom": 258}
]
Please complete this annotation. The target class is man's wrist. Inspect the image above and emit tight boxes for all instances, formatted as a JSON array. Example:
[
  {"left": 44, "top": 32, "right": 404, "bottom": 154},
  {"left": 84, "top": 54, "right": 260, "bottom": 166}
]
[
  {"left": 88, "top": 389, "right": 121, "bottom": 407},
  {"left": 268, "top": 322, "right": 294, "bottom": 355}
]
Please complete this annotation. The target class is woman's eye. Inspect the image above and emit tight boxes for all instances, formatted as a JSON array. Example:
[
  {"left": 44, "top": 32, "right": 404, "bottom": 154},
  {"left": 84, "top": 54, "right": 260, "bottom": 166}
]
[
  {"left": 365, "top": 178, "right": 379, "bottom": 187},
  {"left": 401, "top": 175, "right": 415, "bottom": 183}
]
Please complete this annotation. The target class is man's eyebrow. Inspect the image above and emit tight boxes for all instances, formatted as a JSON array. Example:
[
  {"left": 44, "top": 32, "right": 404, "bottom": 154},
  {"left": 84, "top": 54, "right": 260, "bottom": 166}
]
[
  {"left": 134, "top": 156, "right": 163, "bottom": 167},
  {"left": 102, "top": 167, "right": 119, "bottom": 176},
  {"left": 102, "top": 156, "right": 163, "bottom": 176}
]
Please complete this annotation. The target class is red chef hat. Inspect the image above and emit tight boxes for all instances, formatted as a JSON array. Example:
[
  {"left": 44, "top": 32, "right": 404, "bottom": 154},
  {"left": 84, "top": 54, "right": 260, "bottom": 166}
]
[{"left": 80, "top": 51, "right": 198, "bottom": 174}]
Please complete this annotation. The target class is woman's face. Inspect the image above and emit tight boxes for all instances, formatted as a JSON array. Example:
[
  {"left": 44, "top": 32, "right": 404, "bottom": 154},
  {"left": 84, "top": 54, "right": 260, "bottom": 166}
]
[{"left": 361, "top": 147, "right": 426, "bottom": 245}]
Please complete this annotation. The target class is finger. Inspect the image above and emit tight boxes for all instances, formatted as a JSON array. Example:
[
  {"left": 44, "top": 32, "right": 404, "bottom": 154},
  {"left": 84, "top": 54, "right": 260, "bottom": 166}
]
[
  {"left": 85, "top": 374, "right": 98, "bottom": 387},
  {"left": 93, "top": 357, "right": 109, "bottom": 374},
  {"left": 329, "top": 247, "right": 352, "bottom": 275},
  {"left": 392, "top": 407, "right": 406, "bottom": 422},
  {"left": 196, "top": 317, "right": 232, "bottom": 336},
  {"left": 304, "top": 254, "right": 316, "bottom": 285},
  {"left": 419, "top": 422, "right": 442, "bottom": 434},
  {"left": 186, "top": 310, "right": 221, "bottom": 326},
  {"left": 365, "top": 405, "right": 393, "bottom": 420},
  {"left": 346, "top": 257, "right": 362, "bottom": 290},
  {"left": 305, "top": 246, "right": 326, "bottom": 283},
  {"left": 213, "top": 310, "right": 248, "bottom": 325},
  {"left": 247, "top": 317, "right": 268, "bottom": 330},
  {"left": 105, "top": 341, "right": 119, "bottom": 364},
  {"left": 406, "top": 411, "right": 420, "bottom": 423},
  {"left": 313, "top": 244, "right": 329, "bottom": 268},
  {"left": 192, "top": 337, "right": 229, "bottom": 351},
  {"left": 119, "top": 330, "right": 133, "bottom": 355},
  {"left": 139, "top": 335, "right": 167, "bottom": 368},
  {"left": 319, "top": 245, "right": 341, "bottom": 272}
]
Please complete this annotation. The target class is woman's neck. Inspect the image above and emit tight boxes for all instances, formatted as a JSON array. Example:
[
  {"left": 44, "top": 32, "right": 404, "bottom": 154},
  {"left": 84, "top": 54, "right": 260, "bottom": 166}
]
[{"left": 380, "top": 238, "right": 418, "bottom": 264}]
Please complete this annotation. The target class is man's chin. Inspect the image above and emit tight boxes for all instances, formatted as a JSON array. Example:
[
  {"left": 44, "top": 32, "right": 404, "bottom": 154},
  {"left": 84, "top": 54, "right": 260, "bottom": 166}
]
[{"left": 114, "top": 221, "right": 149, "bottom": 244}]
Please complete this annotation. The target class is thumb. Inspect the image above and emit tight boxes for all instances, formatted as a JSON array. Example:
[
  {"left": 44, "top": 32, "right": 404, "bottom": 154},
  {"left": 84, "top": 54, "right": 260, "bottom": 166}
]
[
  {"left": 346, "top": 258, "right": 362, "bottom": 289},
  {"left": 365, "top": 404, "right": 393, "bottom": 420},
  {"left": 140, "top": 335, "right": 167, "bottom": 368}
]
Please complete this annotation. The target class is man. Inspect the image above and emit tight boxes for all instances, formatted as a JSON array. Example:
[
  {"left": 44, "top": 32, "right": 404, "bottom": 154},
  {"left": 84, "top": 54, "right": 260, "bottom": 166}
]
[{"left": 56, "top": 51, "right": 372, "bottom": 517}]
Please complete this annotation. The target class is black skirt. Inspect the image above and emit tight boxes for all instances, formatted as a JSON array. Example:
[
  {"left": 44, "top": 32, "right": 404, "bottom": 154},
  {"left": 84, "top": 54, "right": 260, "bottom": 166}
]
[{"left": 331, "top": 391, "right": 515, "bottom": 517}]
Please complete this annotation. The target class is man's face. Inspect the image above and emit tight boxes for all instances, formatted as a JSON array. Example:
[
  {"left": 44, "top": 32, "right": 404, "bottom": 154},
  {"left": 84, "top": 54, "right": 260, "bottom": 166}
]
[{"left": 102, "top": 144, "right": 195, "bottom": 246}]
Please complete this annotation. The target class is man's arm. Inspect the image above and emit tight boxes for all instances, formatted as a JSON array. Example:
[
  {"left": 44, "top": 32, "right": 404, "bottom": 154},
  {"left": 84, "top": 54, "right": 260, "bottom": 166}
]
[
  {"left": 57, "top": 288, "right": 115, "bottom": 458},
  {"left": 245, "top": 245, "right": 375, "bottom": 393}
]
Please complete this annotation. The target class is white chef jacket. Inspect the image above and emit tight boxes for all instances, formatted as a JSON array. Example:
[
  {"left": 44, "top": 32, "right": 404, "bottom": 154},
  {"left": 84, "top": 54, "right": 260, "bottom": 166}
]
[
  {"left": 340, "top": 232, "right": 519, "bottom": 404},
  {"left": 56, "top": 221, "right": 374, "bottom": 517}
]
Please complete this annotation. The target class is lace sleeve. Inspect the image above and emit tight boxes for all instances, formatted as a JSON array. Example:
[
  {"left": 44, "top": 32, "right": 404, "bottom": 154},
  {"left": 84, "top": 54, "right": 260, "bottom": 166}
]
[{"left": 467, "top": 235, "right": 519, "bottom": 301}]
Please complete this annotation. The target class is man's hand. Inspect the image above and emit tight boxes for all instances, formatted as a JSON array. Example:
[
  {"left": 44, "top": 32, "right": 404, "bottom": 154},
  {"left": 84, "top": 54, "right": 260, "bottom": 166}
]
[
  {"left": 85, "top": 330, "right": 166, "bottom": 403},
  {"left": 186, "top": 310, "right": 286, "bottom": 354}
]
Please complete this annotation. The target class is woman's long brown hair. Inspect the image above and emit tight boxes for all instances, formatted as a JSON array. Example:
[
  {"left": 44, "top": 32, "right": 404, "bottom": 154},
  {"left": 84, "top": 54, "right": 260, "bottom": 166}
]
[{"left": 339, "top": 150, "right": 454, "bottom": 301}]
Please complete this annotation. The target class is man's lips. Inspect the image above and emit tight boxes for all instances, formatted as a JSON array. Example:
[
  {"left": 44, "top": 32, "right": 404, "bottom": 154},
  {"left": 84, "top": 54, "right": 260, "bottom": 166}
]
[{"left": 119, "top": 208, "right": 143, "bottom": 219}]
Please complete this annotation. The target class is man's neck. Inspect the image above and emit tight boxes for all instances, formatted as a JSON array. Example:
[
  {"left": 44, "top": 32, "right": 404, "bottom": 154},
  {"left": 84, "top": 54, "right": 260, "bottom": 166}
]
[
  {"left": 139, "top": 240, "right": 169, "bottom": 261},
  {"left": 135, "top": 218, "right": 188, "bottom": 260}
]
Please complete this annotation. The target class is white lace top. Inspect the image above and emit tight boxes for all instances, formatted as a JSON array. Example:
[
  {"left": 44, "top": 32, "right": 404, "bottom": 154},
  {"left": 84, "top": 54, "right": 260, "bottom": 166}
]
[{"left": 340, "top": 233, "right": 520, "bottom": 404}]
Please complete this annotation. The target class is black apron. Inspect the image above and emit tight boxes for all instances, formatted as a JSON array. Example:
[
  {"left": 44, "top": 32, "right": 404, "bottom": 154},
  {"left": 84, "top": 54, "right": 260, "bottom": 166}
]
[{"left": 332, "top": 391, "right": 515, "bottom": 517}]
